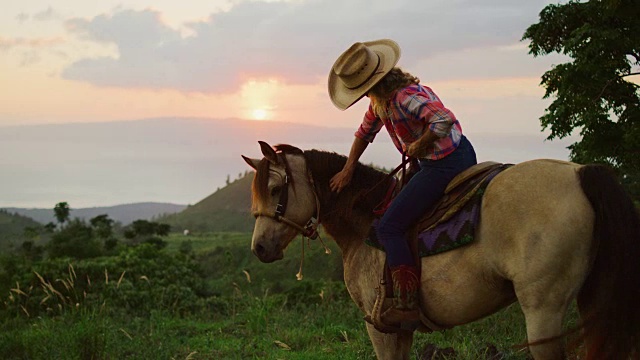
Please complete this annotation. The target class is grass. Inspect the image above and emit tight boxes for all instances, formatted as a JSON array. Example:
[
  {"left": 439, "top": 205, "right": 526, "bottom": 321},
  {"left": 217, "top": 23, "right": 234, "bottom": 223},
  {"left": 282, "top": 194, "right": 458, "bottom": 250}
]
[
  {"left": 0, "top": 296, "right": 533, "bottom": 359},
  {"left": 0, "top": 231, "right": 579, "bottom": 359},
  {"left": 0, "top": 293, "right": 373, "bottom": 359}
]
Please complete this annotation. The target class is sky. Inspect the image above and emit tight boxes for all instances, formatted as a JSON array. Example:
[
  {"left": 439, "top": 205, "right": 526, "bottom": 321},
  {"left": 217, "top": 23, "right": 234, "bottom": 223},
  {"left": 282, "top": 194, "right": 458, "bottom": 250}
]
[
  {"left": 0, "top": 0, "right": 570, "bottom": 134},
  {"left": 0, "top": 0, "right": 584, "bottom": 208}
]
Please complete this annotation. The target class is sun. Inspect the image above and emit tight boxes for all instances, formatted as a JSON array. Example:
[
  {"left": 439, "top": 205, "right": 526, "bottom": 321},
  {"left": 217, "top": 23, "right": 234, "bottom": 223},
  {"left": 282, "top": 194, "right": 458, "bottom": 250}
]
[{"left": 252, "top": 108, "right": 269, "bottom": 120}]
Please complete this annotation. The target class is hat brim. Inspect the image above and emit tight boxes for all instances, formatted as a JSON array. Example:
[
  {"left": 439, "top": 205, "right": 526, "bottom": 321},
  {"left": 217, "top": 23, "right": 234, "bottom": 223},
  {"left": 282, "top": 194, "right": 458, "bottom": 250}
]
[{"left": 328, "top": 39, "right": 401, "bottom": 111}]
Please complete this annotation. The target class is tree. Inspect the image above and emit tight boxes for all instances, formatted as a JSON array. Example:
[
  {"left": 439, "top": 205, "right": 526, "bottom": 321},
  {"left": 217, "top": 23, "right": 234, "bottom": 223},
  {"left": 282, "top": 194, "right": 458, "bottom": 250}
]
[
  {"left": 44, "top": 222, "right": 57, "bottom": 233},
  {"left": 124, "top": 220, "right": 172, "bottom": 249},
  {"left": 47, "top": 219, "right": 101, "bottom": 259},
  {"left": 90, "top": 214, "right": 114, "bottom": 239},
  {"left": 131, "top": 220, "right": 157, "bottom": 237},
  {"left": 23, "top": 226, "right": 40, "bottom": 240},
  {"left": 155, "top": 223, "right": 171, "bottom": 237},
  {"left": 20, "top": 240, "right": 43, "bottom": 261},
  {"left": 53, "top": 202, "right": 71, "bottom": 228},
  {"left": 523, "top": 0, "right": 640, "bottom": 197}
]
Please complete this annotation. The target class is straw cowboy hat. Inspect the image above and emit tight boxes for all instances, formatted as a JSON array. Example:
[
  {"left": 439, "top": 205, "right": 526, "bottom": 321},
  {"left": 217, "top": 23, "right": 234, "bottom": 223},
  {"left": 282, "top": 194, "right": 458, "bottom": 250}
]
[{"left": 328, "top": 39, "right": 401, "bottom": 110}]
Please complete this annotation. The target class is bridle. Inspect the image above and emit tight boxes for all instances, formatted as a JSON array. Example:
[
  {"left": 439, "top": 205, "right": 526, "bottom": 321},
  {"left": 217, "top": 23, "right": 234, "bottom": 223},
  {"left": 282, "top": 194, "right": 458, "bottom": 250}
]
[{"left": 252, "top": 153, "right": 320, "bottom": 240}]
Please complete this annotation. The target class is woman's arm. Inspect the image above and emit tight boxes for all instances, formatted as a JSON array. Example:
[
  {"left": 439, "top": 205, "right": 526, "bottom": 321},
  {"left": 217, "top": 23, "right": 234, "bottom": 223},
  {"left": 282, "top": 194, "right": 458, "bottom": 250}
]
[
  {"left": 401, "top": 88, "right": 455, "bottom": 158},
  {"left": 330, "top": 136, "right": 369, "bottom": 192}
]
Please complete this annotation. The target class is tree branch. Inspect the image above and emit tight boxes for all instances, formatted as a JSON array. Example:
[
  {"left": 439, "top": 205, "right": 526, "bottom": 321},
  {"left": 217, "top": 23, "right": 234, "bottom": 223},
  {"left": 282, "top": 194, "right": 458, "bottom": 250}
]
[
  {"left": 596, "top": 72, "right": 640, "bottom": 100},
  {"left": 621, "top": 72, "right": 640, "bottom": 79}
]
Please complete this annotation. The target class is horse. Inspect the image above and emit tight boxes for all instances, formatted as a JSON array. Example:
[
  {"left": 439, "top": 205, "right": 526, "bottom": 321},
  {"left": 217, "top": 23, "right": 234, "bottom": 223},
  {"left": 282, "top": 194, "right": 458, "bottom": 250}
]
[{"left": 242, "top": 141, "right": 640, "bottom": 360}]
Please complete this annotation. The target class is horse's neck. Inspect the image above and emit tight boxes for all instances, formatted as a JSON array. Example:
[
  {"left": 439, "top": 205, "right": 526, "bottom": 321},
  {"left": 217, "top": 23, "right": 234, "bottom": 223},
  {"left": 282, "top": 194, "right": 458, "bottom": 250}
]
[
  {"left": 321, "top": 209, "right": 374, "bottom": 254},
  {"left": 315, "top": 176, "right": 388, "bottom": 256},
  {"left": 301, "top": 150, "right": 391, "bottom": 253}
]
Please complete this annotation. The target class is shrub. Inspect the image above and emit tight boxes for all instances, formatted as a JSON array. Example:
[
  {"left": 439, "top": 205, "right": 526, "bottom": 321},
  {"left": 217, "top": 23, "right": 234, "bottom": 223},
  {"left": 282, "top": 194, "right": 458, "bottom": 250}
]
[{"left": 47, "top": 219, "right": 102, "bottom": 259}]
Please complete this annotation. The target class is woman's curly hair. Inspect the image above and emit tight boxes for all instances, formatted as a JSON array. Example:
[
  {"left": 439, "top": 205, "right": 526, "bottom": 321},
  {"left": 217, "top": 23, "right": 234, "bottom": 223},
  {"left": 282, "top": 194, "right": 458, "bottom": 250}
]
[{"left": 368, "top": 68, "right": 419, "bottom": 118}]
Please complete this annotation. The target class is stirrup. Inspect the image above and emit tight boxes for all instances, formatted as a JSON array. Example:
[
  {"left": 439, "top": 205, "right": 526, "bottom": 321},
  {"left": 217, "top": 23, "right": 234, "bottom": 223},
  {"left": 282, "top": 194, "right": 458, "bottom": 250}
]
[
  {"left": 364, "top": 280, "right": 421, "bottom": 333},
  {"left": 364, "top": 278, "right": 444, "bottom": 334}
]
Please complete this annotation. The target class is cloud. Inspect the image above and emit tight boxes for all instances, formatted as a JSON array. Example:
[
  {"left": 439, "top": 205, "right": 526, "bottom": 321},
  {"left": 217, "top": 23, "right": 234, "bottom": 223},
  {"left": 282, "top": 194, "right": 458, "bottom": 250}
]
[
  {"left": 33, "top": 7, "right": 62, "bottom": 22},
  {"left": 14, "top": 7, "right": 61, "bottom": 24},
  {"left": 0, "top": 37, "right": 65, "bottom": 51},
  {"left": 16, "top": 13, "right": 29, "bottom": 23},
  {"left": 61, "top": 0, "right": 553, "bottom": 93}
]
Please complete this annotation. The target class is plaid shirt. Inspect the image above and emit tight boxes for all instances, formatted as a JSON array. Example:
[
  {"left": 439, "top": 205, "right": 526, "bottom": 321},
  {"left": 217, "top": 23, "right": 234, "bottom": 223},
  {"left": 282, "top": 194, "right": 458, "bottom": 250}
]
[{"left": 355, "top": 84, "right": 462, "bottom": 160}]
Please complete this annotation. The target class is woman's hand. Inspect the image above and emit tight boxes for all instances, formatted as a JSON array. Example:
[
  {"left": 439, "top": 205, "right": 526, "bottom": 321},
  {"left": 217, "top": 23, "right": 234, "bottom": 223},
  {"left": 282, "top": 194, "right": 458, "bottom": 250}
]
[
  {"left": 407, "top": 140, "right": 428, "bottom": 158},
  {"left": 331, "top": 136, "right": 368, "bottom": 192},
  {"left": 330, "top": 166, "right": 354, "bottom": 193},
  {"left": 407, "top": 128, "right": 438, "bottom": 158}
]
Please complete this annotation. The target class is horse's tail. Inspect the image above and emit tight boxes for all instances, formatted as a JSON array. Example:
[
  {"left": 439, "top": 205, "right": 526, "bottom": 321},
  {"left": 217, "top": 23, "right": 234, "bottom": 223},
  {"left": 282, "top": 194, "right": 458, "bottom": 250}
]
[{"left": 577, "top": 164, "right": 640, "bottom": 360}]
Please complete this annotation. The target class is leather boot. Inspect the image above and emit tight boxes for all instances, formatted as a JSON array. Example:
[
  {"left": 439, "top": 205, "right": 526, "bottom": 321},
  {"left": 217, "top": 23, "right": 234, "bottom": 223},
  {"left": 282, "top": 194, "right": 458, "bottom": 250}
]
[
  {"left": 391, "top": 264, "right": 419, "bottom": 310},
  {"left": 380, "top": 265, "right": 420, "bottom": 327}
]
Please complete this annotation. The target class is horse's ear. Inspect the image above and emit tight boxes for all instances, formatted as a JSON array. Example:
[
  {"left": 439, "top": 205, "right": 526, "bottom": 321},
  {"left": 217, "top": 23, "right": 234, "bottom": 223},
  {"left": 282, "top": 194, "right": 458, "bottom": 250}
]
[
  {"left": 242, "top": 155, "right": 260, "bottom": 170},
  {"left": 258, "top": 141, "right": 279, "bottom": 164}
]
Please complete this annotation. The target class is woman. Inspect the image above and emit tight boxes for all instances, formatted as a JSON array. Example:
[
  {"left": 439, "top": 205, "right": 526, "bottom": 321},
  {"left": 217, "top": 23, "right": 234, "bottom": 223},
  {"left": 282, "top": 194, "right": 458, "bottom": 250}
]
[{"left": 328, "top": 39, "right": 477, "bottom": 322}]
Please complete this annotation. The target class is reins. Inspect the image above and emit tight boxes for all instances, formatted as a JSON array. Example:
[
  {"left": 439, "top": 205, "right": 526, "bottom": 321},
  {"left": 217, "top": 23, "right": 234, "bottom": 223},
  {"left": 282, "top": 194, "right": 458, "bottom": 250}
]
[{"left": 359, "top": 153, "right": 414, "bottom": 203}]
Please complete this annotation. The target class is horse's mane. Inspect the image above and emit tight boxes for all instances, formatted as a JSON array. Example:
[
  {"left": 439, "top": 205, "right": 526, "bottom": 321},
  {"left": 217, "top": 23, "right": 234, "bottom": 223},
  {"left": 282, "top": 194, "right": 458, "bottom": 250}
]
[
  {"left": 251, "top": 144, "right": 392, "bottom": 221},
  {"left": 300, "top": 148, "right": 391, "bottom": 221}
]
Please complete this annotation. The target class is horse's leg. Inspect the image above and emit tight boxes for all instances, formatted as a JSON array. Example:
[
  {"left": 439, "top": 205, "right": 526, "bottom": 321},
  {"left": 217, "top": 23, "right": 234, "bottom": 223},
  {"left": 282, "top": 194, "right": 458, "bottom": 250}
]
[
  {"left": 518, "top": 300, "right": 570, "bottom": 360},
  {"left": 512, "top": 240, "right": 587, "bottom": 360},
  {"left": 365, "top": 323, "right": 413, "bottom": 360},
  {"left": 514, "top": 258, "right": 586, "bottom": 360}
]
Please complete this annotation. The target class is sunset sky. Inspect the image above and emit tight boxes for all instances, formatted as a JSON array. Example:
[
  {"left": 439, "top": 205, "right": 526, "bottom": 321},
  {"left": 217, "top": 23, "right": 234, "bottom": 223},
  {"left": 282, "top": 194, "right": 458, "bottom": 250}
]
[
  {"left": 2, "top": 0, "right": 589, "bottom": 208},
  {"left": 1, "top": 0, "right": 570, "bottom": 135}
]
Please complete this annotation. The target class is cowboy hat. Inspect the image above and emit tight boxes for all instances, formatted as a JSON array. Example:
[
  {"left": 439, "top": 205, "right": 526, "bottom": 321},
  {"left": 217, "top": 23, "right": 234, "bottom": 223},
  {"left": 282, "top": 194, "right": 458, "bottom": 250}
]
[{"left": 328, "top": 39, "right": 401, "bottom": 110}]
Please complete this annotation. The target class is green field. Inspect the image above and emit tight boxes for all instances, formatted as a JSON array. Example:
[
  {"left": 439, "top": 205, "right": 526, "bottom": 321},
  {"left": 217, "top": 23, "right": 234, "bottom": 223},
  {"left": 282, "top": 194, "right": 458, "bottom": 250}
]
[{"left": 0, "top": 231, "right": 576, "bottom": 359}]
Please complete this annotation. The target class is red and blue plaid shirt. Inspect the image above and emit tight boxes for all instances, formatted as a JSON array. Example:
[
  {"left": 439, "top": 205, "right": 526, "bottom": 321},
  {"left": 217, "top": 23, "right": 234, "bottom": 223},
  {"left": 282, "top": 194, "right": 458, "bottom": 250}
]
[{"left": 355, "top": 84, "right": 462, "bottom": 160}]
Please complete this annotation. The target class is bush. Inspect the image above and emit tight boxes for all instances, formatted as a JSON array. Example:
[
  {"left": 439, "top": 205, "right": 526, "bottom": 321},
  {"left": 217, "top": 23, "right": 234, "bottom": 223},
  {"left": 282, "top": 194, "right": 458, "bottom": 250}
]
[{"left": 47, "top": 219, "right": 102, "bottom": 259}]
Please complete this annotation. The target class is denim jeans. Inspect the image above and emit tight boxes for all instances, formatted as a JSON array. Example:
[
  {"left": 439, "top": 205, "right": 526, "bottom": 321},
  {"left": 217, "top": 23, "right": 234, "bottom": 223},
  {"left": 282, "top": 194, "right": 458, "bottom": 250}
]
[{"left": 376, "top": 135, "right": 477, "bottom": 267}]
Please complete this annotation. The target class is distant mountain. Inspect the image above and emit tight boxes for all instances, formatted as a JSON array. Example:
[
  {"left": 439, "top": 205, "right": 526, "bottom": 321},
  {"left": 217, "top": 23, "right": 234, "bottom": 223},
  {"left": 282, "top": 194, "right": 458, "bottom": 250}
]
[
  {"left": 3, "top": 202, "right": 186, "bottom": 226},
  {"left": 159, "top": 173, "right": 254, "bottom": 233}
]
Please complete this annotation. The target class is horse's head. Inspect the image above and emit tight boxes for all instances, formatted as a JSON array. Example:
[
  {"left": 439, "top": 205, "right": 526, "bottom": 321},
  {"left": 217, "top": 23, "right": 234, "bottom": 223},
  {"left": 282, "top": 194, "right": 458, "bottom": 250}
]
[{"left": 242, "top": 141, "right": 318, "bottom": 263}]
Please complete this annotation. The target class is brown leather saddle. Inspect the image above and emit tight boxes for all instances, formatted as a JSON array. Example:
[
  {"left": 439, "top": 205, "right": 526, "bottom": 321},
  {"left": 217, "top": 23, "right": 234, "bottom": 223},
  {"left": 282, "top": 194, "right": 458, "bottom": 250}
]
[{"left": 417, "top": 161, "right": 504, "bottom": 232}]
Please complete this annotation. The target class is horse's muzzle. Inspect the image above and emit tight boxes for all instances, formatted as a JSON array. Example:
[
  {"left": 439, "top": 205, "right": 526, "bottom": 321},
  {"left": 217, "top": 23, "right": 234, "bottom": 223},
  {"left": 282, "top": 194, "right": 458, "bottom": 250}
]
[{"left": 252, "top": 242, "right": 284, "bottom": 263}]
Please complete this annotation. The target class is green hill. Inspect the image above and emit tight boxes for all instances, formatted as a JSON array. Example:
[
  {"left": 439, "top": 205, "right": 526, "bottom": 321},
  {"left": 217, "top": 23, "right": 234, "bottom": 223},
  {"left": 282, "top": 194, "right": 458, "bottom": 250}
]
[
  {"left": 160, "top": 172, "right": 255, "bottom": 233},
  {"left": 0, "top": 210, "right": 43, "bottom": 249}
]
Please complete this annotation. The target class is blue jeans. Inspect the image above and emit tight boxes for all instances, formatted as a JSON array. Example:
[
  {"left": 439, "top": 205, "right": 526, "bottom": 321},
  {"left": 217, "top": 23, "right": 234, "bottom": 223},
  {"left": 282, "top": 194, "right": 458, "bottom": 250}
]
[{"left": 377, "top": 136, "right": 477, "bottom": 267}]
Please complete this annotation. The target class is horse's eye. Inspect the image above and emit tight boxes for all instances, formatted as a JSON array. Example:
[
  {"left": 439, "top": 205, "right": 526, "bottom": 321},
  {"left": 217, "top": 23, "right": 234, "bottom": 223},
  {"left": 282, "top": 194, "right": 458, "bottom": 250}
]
[{"left": 271, "top": 186, "right": 282, "bottom": 197}]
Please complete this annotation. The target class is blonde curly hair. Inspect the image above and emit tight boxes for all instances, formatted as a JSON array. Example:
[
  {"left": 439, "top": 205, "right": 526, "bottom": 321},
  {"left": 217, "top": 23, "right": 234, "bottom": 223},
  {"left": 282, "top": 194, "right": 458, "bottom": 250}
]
[{"left": 368, "top": 68, "right": 420, "bottom": 118}]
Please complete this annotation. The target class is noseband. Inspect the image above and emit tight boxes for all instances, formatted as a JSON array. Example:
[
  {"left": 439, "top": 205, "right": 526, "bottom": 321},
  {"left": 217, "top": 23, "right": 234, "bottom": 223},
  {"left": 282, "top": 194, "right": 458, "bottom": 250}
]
[{"left": 252, "top": 154, "right": 320, "bottom": 240}]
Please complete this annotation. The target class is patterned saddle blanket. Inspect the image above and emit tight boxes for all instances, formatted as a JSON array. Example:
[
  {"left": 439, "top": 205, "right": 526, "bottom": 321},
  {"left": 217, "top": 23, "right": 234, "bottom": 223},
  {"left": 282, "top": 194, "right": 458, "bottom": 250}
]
[{"left": 366, "top": 162, "right": 513, "bottom": 257}]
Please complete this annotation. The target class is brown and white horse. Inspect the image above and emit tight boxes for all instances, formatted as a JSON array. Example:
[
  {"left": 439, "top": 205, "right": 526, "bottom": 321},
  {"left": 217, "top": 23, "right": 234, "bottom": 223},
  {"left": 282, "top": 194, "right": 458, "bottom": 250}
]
[{"left": 242, "top": 141, "right": 640, "bottom": 360}]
